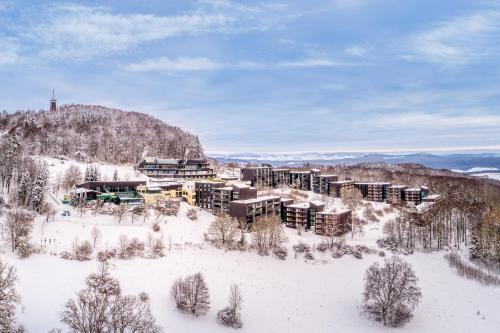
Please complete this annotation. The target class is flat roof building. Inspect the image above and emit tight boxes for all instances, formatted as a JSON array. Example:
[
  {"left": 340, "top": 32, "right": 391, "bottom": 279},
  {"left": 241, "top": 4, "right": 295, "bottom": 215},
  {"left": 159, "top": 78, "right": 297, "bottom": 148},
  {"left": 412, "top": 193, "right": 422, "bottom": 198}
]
[
  {"left": 229, "top": 195, "right": 281, "bottom": 225},
  {"left": 138, "top": 158, "right": 215, "bottom": 179}
]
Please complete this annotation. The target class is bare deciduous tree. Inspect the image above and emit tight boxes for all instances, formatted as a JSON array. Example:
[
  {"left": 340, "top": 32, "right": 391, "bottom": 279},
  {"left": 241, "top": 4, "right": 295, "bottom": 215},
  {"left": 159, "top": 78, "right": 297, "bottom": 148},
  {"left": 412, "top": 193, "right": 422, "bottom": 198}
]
[
  {"left": 4, "top": 207, "right": 34, "bottom": 252},
  {"left": 170, "top": 272, "right": 210, "bottom": 316},
  {"left": 217, "top": 284, "right": 243, "bottom": 328},
  {"left": 114, "top": 205, "right": 128, "bottom": 224},
  {"left": 90, "top": 226, "right": 103, "bottom": 249},
  {"left": 0, "top": 260, "right": 21, "bottom": 332},
  {"left": 62, "top": 165, "right": 83, "bottom": 191},
  {"left": 341, "top": 188, "right": 363, "bottom": 238},
  {"left": 362, "top": 256, "right": 422, "bottom": 327},
  {"left": 61, "top": 263, "right": 162, "bottom": 332},
  {"left": 207, "top": 214, "right": 239, "bottom": 248},
  {"left": 252, "top": 216, "right": 287, "bottom": 256}
]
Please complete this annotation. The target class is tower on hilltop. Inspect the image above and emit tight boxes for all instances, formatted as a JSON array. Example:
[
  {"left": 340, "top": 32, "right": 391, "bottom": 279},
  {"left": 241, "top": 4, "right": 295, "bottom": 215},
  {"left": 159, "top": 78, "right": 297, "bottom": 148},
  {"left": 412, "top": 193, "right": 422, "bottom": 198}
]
[{"left": 50, "top": 89, "right": 57, "bottom": 112}]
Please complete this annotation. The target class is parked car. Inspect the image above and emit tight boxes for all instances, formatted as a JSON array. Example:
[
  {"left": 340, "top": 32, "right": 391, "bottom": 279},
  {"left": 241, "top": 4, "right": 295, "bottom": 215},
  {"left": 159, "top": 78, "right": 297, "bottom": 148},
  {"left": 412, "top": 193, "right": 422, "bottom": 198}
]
[{"left": 61, "top": 211, "right": 71, "bottom": 217}]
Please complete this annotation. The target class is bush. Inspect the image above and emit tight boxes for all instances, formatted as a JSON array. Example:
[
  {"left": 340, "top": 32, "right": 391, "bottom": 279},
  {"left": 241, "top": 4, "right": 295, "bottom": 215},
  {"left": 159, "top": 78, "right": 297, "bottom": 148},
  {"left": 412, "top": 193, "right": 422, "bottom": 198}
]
[
  {"left": 186, "top": 208, "right": 198, "bottom": 221},
  {"left": 217, "top": 284, "right": 243, "bottom": 329},
  {"left": 292, "top": 242, "right": 311, "bottom": 254},
  {"left": 16, "top": 241, "right": 37, "bottom": 259},
  {"left": 316, "top": 242, "right": 329, "bottom": 253},
  {"left": 97, "top": 249, "right": 117, "bottom": 262},
  {"left": 304, "top": 252, "right": 315, "bottom": 260},
  {"left": 152, "top": 223, "right": 160, "bottom": 232},
  {"left": 74, "top": 241, "right": 93, "bottom": 261},
  {"left": 445, "top": 253, "right": 500, "bottom": 286},
  {"left": 273, "top": 246, "right": 288, "bottom": 260}
]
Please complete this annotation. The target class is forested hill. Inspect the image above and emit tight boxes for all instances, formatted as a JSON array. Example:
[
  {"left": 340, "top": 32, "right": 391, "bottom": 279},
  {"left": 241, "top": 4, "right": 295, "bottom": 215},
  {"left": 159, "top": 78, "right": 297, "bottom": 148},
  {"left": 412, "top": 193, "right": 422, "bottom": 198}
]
[{"left": 0, "top": 104, "right": 204, "bottom": 163}]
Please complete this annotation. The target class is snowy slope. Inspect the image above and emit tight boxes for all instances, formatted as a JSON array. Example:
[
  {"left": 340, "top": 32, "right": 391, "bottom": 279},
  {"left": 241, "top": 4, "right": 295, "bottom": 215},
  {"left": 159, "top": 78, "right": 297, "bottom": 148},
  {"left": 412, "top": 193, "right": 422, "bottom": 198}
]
[{"left": 2, "top": 160, "right": 500, "bottom": 332}]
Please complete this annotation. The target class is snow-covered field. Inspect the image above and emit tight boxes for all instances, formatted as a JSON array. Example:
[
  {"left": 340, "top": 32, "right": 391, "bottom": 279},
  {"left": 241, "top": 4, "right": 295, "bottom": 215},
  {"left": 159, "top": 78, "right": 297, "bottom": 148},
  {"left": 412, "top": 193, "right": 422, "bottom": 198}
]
[{"left": 2, "top": 160, "right": 500, "bottom": 332}]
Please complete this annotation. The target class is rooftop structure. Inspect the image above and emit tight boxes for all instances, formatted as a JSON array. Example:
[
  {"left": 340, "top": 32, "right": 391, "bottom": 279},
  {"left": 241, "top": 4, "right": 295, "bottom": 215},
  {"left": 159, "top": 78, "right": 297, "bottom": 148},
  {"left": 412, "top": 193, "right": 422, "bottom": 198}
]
[{"left": 137, "top": 158, "right": 215, "bottom": 179}]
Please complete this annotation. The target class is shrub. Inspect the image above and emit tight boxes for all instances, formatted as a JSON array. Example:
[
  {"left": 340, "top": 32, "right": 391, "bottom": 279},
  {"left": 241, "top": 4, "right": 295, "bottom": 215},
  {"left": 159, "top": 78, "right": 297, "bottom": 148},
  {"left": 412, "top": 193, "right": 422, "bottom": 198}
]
[
  {"left": 170, "top": 272, "right": 210, "bottom": 316},
  {"left": 273, "top": 246, "right": 288, "bottom": 260},
  {"left": 217, "top": 284, "right": 243, "bottom": 329},
  {"left": 292, "top": 242, "right": 311, "bottom": 254},
  {"left": 186, "top": 208, "right": 198, "bottom": 221},
  {"left": 152, "top": 223, "right": 160, "bottom": 232},
  {"left": 445, "top": 253, "right": 500, "bottom": 286}
]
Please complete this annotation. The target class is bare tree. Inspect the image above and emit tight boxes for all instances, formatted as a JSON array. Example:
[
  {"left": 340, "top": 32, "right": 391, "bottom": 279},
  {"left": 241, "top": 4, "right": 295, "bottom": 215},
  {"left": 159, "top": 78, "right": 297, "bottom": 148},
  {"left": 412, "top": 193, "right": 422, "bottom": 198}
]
[
  {"left": 362, "top": 256, "right": 422, "bottom": 327},
  {"left": 341, "top": 188, "right": 363, "bottom": 238},
  {"left": 90, "top": 226, "right": 103, "bottom": 249},
  {"left": 252, "top": 216, "right": 287, "bottom": 256},
  {"left": 207, "top": 214, "right": 239, "bottom": 248},
  {"left": 114, "top": 205, "right": 128, "bottom": 224},
  {"left": 61, "top": 263, "right": 162, "bottom": 332},
  {"left": 0, "top": 260, "right": 21, "bottom": 332},
  {"left": 217, "top": 284, "right": 243, "bottom": 328},
  {"left": 4, "top": 207, "right": 34, "bottom": 252},
  {"left": 170, "top": 272, "right": 210, "bottom": 316},
  {"left": 62, "top": 165, "right": 83, "bottom": 191}
]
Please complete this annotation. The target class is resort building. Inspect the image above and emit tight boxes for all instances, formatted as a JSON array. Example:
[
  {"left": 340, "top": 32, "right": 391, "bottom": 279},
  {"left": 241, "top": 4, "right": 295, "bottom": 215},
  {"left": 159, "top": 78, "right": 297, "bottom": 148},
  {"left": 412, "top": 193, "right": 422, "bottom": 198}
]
[
  {"left": 387, "top": 185, "right": 408, "bottom": 205},
  {"left": 229, "top": 195, "right": 281, "bottom": 225},
  {"left": 195, "top": 181, "right": 225, "bottom": 210},
  {"left": 241, "top": 165, "right": 273, "bottom": 188},
  {"left": 137, "top": 158, "right": 215, "bottom": 179},
  {"left": 289, "top": 171, "right": 312, "bottom": 191},
  {"left": 272, "top": 168, "right": 291, "bottom": 188},
  {"left": 212, "top": 184, "right": 258, "bottom": 214},
  {"left": 285, "top": 200, "right": 325, "bottom": 230},
  {"left": 404, "top": 186, "right": 429, "bottom": 205},
  {"left": 312, "top": 173, "right": 339, "bottom": 194},
  {"left": 315, "top": 209, "right": 352, "bottom": 237},
  {"left": 355, "top": 182, "right": 392, "bottom": 202},
  {"left": 329, "top": 180, "right": 355, "bottom": 198}
]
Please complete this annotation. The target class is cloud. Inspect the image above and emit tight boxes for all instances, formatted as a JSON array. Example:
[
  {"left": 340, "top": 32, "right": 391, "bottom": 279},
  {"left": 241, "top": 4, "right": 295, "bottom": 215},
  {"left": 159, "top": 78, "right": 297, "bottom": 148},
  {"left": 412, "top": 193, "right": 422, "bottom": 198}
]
[
  {"left": 277, "top": 58, "right": 354, "bottom": 67},
  {"left": 371, "top": 112, "right": 500, "bottom": 130},
  {"left": 125, "top": 57, "right": 223, "bottom": 72},
  {"left": 345, "top": 45, "right": 366, "bottom": 57},
  {"left": 408, "top": 10, "right": 500, "bottom": 65},
  {"left": 23, "top": 4, "right": 231, "bottom": 61},
  {"left": 20, "top": 2, "right": 297, "bottom": 61},
  {"left": 0, "top": 35, "right": 19, "bottom": 65}
]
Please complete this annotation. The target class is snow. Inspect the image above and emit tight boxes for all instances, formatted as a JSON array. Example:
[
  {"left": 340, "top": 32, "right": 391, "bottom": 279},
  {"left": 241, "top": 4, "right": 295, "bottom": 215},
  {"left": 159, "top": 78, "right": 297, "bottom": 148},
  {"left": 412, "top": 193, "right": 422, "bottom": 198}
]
[
  {"left": 2, "top": 159, "right": 500, "bottom": 332},
  {"left": 474, "top": 173, "right": 500, "bottom": 181}
]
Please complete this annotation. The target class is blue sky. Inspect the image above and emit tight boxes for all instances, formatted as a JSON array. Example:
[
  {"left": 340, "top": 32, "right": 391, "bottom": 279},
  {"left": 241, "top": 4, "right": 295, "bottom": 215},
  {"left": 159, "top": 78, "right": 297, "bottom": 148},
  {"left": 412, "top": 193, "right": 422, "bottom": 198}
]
[{"left": 1, "top": 0, "right": 500, "bottom": 153}]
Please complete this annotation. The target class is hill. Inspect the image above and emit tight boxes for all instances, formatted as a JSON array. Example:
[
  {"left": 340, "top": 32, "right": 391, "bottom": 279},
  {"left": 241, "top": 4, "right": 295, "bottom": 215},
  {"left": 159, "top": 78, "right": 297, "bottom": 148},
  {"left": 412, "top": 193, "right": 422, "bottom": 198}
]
[{"left": 0, "top": 104, "right": 204, "bottom": 163}]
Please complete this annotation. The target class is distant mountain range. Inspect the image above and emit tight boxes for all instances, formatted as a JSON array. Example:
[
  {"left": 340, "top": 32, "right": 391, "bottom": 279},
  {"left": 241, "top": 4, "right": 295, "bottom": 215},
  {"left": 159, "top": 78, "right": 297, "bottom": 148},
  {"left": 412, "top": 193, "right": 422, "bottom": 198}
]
[{"left": 209, "top": 152, "right": 500, "bottom": 172}]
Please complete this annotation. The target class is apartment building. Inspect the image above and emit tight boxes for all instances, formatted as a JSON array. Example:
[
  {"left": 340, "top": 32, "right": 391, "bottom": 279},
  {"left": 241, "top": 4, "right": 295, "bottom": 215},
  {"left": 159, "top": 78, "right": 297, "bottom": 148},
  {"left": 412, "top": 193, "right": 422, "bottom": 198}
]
[
  {"left": 404, "top": 186, "right": 429, "bottom": 205},
  {"left": 289, "top": 171, "right": 312, "bottom": 191},
  {"left": 280, "top": 197, "right": 295, "bottom": 223},
  {"left": 312, "top": 173, "right": 339, "bottom": 194},
  {"left": 387, "top": 185, "right": 408, "bottom": 205},
  {"left": 241, "top": 165, "right": 273, "bottom": 188},
  {"left": 137, "top": 158, "right": 215, "bottom": 179},
  {"left": 212, "top": 184, "right": 257, "bottom": 214},
  {"left": 272, "top": 168, "right": 291, "bottom": 188},
  {"left": 229, "top": 195, "right": 281, "bottom": 225},
  {"left": 315, "top": 209, "right": 352, "bottom": 237},
  {"left": 355, "top": 182, "right": 392, "bottom": 202},
  {"left": 329, "top": 180, "right": 355, "bottom": 198},
  {"left": 195, "top": 181, "right": 225, "bottom": 209},
  {"left": 285, "top": 200, "right": 325, "bottom": 230}
]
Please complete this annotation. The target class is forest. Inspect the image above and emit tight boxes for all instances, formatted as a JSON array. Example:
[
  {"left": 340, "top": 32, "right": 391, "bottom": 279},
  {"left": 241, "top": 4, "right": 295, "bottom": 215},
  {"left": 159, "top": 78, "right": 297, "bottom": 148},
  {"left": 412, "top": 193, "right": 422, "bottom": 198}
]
[{"left": 0, "top": 104, "right": 205, "bottom": 164}]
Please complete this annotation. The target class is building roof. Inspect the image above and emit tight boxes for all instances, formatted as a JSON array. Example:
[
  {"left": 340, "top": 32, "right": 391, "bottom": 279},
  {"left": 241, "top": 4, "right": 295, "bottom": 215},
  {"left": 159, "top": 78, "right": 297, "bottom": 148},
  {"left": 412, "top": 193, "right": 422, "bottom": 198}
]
[
  {"left": 389, "top": 184, "right": 408, "bottom": 189},
  {"left": 355, "top": 182, "right": 392, "bottom": 185},
  {"left": 287, "top": 202, "right": 310, "bottom": 209},
  {"left": 317, "top": 208, "right": 351, "bottom": 215},
  {"left": 232, "top": 195, "right": 280, "bottom": 204},
  {"left": 405, "top": 187, "right": 421, "bottom": 192},
  {"left": 76, "top": 181, "right": 146, "bottom": 188},
  {"left": 141, "top": 157, "right": 209, "bottom": 164},
  {"left": 213, "top": 186, "right": 233, "bottom": 191},
  {"left": 309, "top": 200, "right": 325, "bottom": 206}
]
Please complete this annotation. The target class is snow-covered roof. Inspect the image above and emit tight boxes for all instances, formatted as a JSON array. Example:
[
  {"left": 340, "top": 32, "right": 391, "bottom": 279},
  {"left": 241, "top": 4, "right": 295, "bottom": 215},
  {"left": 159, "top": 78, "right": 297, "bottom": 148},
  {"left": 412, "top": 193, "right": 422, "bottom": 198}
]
[
  {"left": 309, "top": 200, "right": 325, "bottom": 206},
  {"left": 389, "top": 184, "right": 408, "bottom": 189},
  {"left": 233, "top": 195, "right": 280, "bottom": 204}
]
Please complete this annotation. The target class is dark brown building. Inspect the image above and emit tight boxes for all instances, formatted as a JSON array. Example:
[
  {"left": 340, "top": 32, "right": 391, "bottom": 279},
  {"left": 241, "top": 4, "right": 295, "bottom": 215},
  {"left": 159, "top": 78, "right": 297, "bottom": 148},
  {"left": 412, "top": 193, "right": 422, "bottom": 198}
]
[
  {"left": 312, "top": 173, "right": 339, "bottom": 194},
  {"left": 229, "top": 195, "right": 281, "bottom": 225},
  {"left": 285, "top": 200, "right": 325, "bottom": 230},
  {"left": 212, "top": 184, "right": 257, "bottom": 214},
  {"left": 272, "top": 168, "right": 291, "bottom": 188},
  {"left": 315, "top": 209, "right": 352, "bottom": 237},
  {"left": 241, "top": 166, "right": 273, "bottom": 188},
  {"left": 387, "top": 185, "right": 408, "bottom": 205},
  {"left": 195, "top": 181, "right": 225, "bottom": 209},
  {"left": 289, "top": 171, "right": 312, "bottom": 191},
  {"left": 76, "top": 181, "right": 146, "bottom": 193},
  {"left": 138, "top": 158, "right": 215, "bottom": 179},
  {"left": 355, "top": 182, "right": 391, "bottom": 202},
  {"left": 329, "top": 180, "right": 355, "bottom": 198}
]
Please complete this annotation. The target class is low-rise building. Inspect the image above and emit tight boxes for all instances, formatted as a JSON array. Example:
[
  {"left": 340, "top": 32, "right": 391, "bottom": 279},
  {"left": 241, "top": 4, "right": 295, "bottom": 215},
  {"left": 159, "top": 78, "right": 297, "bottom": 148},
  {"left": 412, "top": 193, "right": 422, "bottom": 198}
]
[
  {"left": 212, "top": 183, "right": 258, "bottom": 214},
  {"left": 195, "top": 181, "right": 225, "bottom": 210},
  {"left": 355, "top": 182, "right": 391, "bottom": 202},
  {"left": 404, "top": 186, "right": 429, "bottom": 205},
  {"left": 329, "top": 180, "right": 355, "bottom": 198},
  {"left": 229, "top": 195, "right": 281, "bottom": 225},
  {"left": 312, "top": 173, "right": 339, "bottom": 194},
  {"left": 241, "top": 166, "right": 273, "bottom": 188},
  {"left": 387, "top": 185, "right": 408, "bottom": 205},
  {"left": 285, "top": 200, "right": 325, "bottom": 230},
  {"left": 315, "top": 209, "right": 352, "bottom": 237},
  {"left": 272, "top": 168, "right": 291, "bottom": 188},
  {"left": 289, "top": 171, "right": 312, "bottom": 191},
  {"left": 137, "top": 157, "right": 215, "bottom": 179}
]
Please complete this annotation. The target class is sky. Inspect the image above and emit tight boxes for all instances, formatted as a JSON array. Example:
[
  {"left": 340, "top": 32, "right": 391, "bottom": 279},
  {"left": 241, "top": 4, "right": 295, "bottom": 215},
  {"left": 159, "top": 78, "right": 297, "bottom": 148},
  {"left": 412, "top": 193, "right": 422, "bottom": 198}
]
[{"left": 1, "top": 0, "right": 500, "bottom": 153}]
